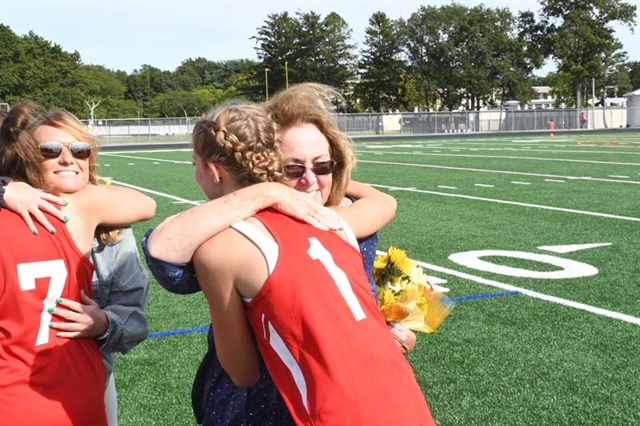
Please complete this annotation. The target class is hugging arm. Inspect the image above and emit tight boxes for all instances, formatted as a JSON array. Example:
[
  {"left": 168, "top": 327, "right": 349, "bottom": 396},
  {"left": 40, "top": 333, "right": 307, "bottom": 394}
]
[
  {"left": 335, "top": 181, "right": 397, "bottom": 238},
  {"left": 146, "top": 182, "right": 342, "bottom": 265},
  {"left": 1, "top": 178, "right": 67, "bottom": 233}
]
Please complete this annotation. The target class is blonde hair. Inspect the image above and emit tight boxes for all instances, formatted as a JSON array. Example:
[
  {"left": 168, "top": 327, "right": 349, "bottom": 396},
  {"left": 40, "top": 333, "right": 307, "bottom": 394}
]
[
  {"left": 266, "top": 83, "right": 356, "bottom": 206},
  {"left": 192, "top": 103, "right": 283, "bottom": 186}
]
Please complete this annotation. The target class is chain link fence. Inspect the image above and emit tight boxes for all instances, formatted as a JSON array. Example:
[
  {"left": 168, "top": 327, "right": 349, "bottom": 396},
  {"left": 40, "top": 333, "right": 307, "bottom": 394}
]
[{"left": 83, "top": 107, "right": 636, "bottom": 145}]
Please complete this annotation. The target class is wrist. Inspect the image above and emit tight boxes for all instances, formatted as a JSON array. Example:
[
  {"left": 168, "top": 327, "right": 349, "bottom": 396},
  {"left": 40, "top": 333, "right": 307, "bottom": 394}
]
[{"left": 97, "top": 326, "right": 110, "bottom": 341}]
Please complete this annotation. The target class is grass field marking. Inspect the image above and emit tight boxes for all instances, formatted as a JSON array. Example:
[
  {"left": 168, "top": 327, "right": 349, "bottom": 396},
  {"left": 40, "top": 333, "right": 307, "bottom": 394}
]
[
  {"left": 100, "top": 152, "right": 192, "bottom": 164},
  {"left": 101, "top": 149, "right": 192, "bottom": 155},
  {"left": 358, "top": 150, "right": 640, "bottom": 166},
  {"left": 448, "top": 249, "right": 598, "bottom": 279},
  {"left": 511, "top": 181, "right": 531, "bottom": 185},
  {"left": 408, "top": 257, "right": 640, "bottom": 326},
  {"left": 108, "top": 179, "right": 200, "bottom": 206},
  {"left": 538, "top": 243, "right": 612, "bottom": 253},
  {"left": 474, "top": 184, "right": 494, "bottom": 188},
  {"left": 544, "top": 179, "right": 566, "bottom": 183},
  {"left": 360, "top": 160, "right": 640, "bottom": 185},
  {"left": 372, "top": 184, "right": 640, "bottom": 222}
]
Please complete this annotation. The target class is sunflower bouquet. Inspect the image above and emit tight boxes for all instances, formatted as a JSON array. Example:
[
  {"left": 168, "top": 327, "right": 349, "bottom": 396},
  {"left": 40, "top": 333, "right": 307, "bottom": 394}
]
[{"left": 374, "top": 247, "right": 454, "bottom": 333}]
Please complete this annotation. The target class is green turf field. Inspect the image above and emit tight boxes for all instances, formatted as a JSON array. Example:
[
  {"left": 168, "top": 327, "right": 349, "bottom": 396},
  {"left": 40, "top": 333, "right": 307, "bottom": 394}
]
[{"left": 100, "top": 131, "right": 640, "bottom": 425}]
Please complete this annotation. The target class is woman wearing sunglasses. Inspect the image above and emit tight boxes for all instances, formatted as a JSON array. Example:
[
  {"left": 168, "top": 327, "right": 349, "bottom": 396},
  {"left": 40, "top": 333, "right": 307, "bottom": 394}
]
[
  {"left": 0, "top": 104, "right": 155, "bottom": 426},
  {"left": 188, "top": 101, "right": 432, "bottom": 425},
  {"left": 143, "top": 84, "right": 417, "bottom": 425}
]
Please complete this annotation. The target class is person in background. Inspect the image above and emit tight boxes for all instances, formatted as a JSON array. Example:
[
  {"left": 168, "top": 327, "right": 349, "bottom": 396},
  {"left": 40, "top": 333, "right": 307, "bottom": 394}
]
[{"left": 0, "top": 104, "right": 155, "bottom": 425}]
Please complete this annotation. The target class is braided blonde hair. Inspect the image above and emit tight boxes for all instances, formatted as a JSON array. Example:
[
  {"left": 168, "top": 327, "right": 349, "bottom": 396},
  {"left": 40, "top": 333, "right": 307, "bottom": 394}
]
[{"left": 192, "top": 103, "right": 283, "bottom": 186}]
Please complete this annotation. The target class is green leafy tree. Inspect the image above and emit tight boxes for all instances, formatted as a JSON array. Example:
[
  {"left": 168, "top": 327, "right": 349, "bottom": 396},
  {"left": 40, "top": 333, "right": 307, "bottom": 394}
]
[
  {"left": 537, "top": 0, "right": 636, "bottom": 117},
  {"left": 78, "top": 65, "right": 128, "bottom": 120},
  {"left": 356, "top": 12, "right": 405, "bottom": 112},
  {"left": 626, "top": 61, "right": 640, "bottom": 91},
  {"left": 8, "top": 31, "right": 84, "bottom": 114},
  {"left": 0, "top": 25, "right": 24, "bottom": 103},
  {"left": 254, "top": 11, "right": 356, "bottom": 96}
]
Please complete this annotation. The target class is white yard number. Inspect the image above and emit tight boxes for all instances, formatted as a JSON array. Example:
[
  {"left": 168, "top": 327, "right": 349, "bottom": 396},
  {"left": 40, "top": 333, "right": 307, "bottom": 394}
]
[
  {"left": 17, "top": 260, "right": 67, "bottom": 346},
  {"left": 307, "top": 238, "right": 366, "bottom": 321}
]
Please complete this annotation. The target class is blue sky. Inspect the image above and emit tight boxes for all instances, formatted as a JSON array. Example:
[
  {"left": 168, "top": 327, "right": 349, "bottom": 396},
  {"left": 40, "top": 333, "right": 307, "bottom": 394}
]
[{"left": 1, "top": 0, "right": 638, "bottom": 75}]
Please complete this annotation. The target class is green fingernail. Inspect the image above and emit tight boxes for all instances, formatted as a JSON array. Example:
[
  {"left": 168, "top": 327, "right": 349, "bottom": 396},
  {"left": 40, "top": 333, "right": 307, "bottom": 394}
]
[
  {"left": 63, "top": 215, "right": 70, "bottom": 222},
  {"left": 32, "top": 229, "right": 38, "bottom": 235},
  {"left": 56, "top": 333, "right": 61, "bottom": 337},
  {"left": 50, "top": 228, "right": 56, "bottom": 234},
  {"left": 49, "top": 323, "right": 55, "bottom": 328},
  {"left": 63, "top": 200, "right": 69, "bottom": 206},
  {"left": 56, "top": 298, "right": 62, "bottom": 303},
  {"left": 47, "top": 307, "right": 54, "bottom": 313}
]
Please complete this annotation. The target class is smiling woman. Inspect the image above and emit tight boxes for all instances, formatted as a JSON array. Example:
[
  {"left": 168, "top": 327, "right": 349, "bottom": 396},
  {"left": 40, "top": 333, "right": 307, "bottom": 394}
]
[{"left": 0, "top": 104, "right": 154, "bottom": 426}]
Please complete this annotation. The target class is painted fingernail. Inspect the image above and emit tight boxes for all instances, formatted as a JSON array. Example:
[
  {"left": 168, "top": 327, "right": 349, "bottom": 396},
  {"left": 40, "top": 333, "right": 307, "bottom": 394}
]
[
  {"left": 56, "top": 333, "right": 61, "bottom": 337},
  {"left": 63, "top": 200, "right": 69, "bottom": 206},
  {"left": 47, "top": 307, "right": 54, "bottom": 313},
  {"left": 63, "top": 215, "right": 70, "bottom": 222},
  {"left": 56, "top": 298, "right": 62, "bottom": 303},
  {"left": 49, "top": 323, "right": 55, "bottom": 328},
  {"left": 32, "top": 229, "right": 39, "bottom": 235},
  {"left": 49, "top": 228, "right": 56, "bottom": 234}
]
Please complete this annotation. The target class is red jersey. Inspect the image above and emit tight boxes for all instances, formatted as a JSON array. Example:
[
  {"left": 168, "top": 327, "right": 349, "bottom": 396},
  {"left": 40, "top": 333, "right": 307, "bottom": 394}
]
[
  {"left": 0, "top": 209, "right": 107, "bottom": 426},
  {"left": 236, "top": 209, "right": 434, "bottom": 426}
]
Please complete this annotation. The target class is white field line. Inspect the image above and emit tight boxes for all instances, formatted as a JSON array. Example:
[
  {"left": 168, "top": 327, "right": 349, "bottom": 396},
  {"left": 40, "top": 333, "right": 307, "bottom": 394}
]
[
  {"left": 475, "top": 184, "right": 494, "bottom": 188},
  {"left": 511, "top": 181, "right": 531, "bottom": 185},
  {"left": 371, "top": 184, "right": 640, "bottom": 222},
  {"left": 109, "top": 179, "right": 200, "bottom": 206},
  {"left": 100, "top": 152, "right": 192, "bottom": 164},
  {"left": 358, "top": 150, "right": 640, "bottom": 165},
  {"left": 411, "top": 259, "right": 640, "bottom": 326},
  {"left": 358, "top": 159, "right": 640, "bottom": 184},
  {"left": 361, "top": 144, "right": 640, "bottom": 155},
  {"left": 108, "top": 178, "right": 639, "bottom": 326}
]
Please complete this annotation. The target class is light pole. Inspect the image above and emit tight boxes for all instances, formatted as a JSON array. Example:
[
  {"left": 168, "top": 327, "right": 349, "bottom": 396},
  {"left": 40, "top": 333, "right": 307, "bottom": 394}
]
[
  {"left": 265, "top": 67, "right": 270, "bottom": 101},
  {"left": 285, "top": 61, "right": 289, "bottom": 89}
]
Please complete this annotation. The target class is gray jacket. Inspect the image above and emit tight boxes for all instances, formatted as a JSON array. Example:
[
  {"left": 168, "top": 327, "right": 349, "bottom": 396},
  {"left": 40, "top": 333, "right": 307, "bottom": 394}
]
[{"left": 91, "top": 226, "right": 150, "bottom": 378}]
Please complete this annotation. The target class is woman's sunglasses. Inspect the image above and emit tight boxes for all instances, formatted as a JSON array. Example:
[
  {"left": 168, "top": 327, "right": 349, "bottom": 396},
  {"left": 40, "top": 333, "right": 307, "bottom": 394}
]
[
  {"left": 39, "top": 141, "right": 93, "bottom": 160},
  {"left": 283, "top": 160, "right": 336, "bottom": 180}
]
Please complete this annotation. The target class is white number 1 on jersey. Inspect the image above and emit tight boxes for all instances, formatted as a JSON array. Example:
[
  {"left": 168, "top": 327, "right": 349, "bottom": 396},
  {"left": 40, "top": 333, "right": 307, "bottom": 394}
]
[{"left": 307, "top": 238, "right": 366, "bottom": 321}]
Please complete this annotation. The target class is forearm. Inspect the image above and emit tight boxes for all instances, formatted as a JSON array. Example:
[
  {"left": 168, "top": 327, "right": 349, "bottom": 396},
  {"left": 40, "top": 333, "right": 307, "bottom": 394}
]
[
  {"left": 337, "top": 181, "right": 397, "bottom": 238},
  {"left": 146, "top": 182, "right": 290, "bottom": 264}
]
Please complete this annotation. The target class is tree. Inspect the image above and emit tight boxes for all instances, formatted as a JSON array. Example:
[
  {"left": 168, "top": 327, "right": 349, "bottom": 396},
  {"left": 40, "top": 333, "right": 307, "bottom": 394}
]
[
  {"left": 254, "top": 11, "right": 356, "bottom": 95},
  {"left": 78, "top": 65, "right": 128, "bottom": 120},
  {"left": 356, "top": 12, "right": 405, "bottom": 112},
  {"left": 627, "top": 61, "right": 640, "bottom": 91},
  {"left": 537, "top": 0, "right": 636, "bottom": 120}
]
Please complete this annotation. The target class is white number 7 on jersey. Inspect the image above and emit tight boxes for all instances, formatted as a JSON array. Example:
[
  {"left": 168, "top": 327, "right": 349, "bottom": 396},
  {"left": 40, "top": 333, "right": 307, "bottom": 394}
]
[
  {"left": 307, "top": 238, "right": 366, "bottom": 321},
  {"left": 17, "top": 260, "right": 67, "bottom": 346}
]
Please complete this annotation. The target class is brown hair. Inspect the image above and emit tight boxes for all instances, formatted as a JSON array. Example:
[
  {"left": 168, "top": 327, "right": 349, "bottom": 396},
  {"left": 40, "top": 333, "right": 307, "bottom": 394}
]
[
  {"left": 0, "top": 103, "right": 48, "bottom": 190},
  {"left": 266, "top": 83, "right": 356, "bottom": 206},
  {"left": 192, "top": 103, "right": 282, "bottom": 186}
]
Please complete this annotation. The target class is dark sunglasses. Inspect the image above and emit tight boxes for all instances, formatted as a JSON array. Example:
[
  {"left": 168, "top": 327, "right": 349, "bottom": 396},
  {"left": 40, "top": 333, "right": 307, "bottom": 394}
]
[
  {"left": 39, "top": 141, "right": 93, "bottom": 160},
  {"left": 283, "top": 160, "right": 336, "bottom": 180}
]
